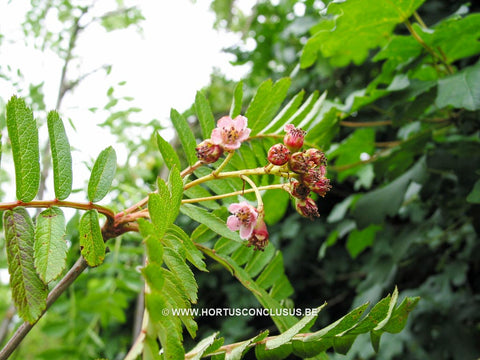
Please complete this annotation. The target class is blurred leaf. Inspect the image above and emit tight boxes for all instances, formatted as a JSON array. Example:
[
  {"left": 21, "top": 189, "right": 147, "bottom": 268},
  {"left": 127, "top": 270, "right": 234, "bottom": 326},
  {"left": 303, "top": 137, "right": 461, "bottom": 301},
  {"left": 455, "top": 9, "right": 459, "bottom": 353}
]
[
  {"left": 467, "top": 179, "right": 480, "bottom": 203},
  {"left": 301, "top": 0, "right": 426, "bottom": 67},
  {"left": 436, "top": 61, "right": 480, "bottom": 111},
  {"left": 353, "top": 157, "right": 427, "bottom": 228},
  {"left": 346, "top": 224, "right": 382, "bottom": 259},
  {"left": 230, "top": 80, "right": 244, "bottom": 118}
]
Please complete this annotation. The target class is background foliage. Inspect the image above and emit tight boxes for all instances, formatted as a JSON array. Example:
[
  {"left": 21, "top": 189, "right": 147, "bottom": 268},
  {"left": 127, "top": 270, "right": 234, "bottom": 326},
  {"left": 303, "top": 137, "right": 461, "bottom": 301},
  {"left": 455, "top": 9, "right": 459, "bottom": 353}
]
[{"left": 0, "top": 0, "right": 479, "bottom": 359}]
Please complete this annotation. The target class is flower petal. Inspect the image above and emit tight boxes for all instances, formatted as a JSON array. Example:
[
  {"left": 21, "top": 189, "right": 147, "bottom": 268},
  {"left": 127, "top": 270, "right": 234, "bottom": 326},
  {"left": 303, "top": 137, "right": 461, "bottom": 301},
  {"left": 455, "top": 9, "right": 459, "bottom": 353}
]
[
  {"left": 211, "top": 128, "right": 223, "bottom": 145},
  {"left": 239, "top": 223, "right": 255, "bottom": 239},
  {"left": 233, "top": 115, "right": 248, "bottom": 130},
  {"left": 217, "top": 116, "right": 233, "bottom": 129},
  {"left": 227, "top": 215, "right": 241, "bottom": 231}
]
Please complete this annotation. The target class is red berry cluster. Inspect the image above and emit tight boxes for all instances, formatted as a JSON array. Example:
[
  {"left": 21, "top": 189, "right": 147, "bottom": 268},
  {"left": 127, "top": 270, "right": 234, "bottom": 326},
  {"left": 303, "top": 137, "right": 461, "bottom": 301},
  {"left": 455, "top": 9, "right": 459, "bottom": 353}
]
[{"left": 267, "top": 124, "right": 331, "bottom": 220}]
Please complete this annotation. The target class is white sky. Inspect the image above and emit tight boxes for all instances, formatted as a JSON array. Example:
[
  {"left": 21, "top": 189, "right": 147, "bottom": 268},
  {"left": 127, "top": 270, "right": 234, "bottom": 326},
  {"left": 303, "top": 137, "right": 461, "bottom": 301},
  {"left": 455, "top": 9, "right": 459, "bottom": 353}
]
[{"left": 0, "top": 0, "right": 252, "bottom": 200}]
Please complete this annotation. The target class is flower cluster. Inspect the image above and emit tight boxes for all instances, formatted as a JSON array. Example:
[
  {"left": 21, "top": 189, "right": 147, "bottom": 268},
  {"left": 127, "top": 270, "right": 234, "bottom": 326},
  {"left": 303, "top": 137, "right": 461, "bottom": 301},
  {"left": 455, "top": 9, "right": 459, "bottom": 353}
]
[
  {"left": 194, "top": 116, "right": 331, "bottom": 251},
  {"left": 268, "top": 124, "right": 331, "bottom": 220},
  {"left": 196, "top": 115, "right": 251, "bottom": 163},
  {"left": 227, "top": 202, "right": 269, "bottom": 251}
]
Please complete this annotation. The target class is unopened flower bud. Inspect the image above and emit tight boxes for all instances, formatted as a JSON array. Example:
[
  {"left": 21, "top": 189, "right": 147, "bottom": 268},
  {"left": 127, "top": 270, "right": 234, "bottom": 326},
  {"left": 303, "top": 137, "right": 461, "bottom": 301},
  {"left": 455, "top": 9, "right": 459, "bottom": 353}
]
[
  {"left": 247, "top": 217, "right": 269, "bottom": 251},
  {"left": 304, "top": 148, "right": 327, "bottom": 168},
  {"left": 295, "top": 197, "right": 320, "bottom": 220},
  {"left": 267, "top": 143, "right": 290, "bottom": 166},
  {"left": 284, "top": 124, "right": 306, "bottom": 152},
  {"left": 288, "top": 152, "right": 309, "bottom": 174},
  {"left": 196, "top": 139, "right": 224, "bottom": 164}
]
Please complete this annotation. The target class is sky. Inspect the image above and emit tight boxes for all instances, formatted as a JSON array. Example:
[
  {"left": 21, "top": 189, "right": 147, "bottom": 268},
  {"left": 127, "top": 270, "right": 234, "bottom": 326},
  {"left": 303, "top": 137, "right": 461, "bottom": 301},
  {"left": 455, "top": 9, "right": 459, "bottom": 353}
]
[{"left": 0, "top": 0, "right": 253, "bottom": 198}]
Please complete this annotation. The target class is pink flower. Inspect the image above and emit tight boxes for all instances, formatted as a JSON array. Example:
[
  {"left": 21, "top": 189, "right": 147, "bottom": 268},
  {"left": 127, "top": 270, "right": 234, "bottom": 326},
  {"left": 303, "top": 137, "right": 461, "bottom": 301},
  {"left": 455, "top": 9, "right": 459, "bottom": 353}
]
[
  {"left": 284, "top": 124, "right": 306, "bottom": 152},
  {"left": 247, "top": 217, "right": 269, "bottom": 251},
  {"left": 211, "top": 115, "right": 251, "bottom": 151},
  {"left": 227, "top": 201, "right": 258, "bottom": 239}
]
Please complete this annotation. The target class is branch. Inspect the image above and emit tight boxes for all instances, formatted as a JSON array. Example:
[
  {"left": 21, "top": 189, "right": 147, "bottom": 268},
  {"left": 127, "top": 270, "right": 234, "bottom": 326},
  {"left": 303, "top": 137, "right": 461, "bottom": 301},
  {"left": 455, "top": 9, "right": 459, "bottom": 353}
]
[
  {"left": 0, "top": 200, "right": 115, "bottom": 223},
  {"left": 0, "top": 256, "right": 88, "bottom": 360}
]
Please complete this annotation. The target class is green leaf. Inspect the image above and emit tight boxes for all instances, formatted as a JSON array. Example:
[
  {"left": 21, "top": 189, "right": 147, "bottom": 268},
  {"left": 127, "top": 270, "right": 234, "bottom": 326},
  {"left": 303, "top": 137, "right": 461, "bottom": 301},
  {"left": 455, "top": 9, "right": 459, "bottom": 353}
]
[
  {"left": 263, "top": 90, "right": 305, "bottom": 133},
  {"left": 256, "top": 251, "right": 285, "bottom": 290},
  {"left": 145, "top": 292, "right": 185, "bottom": 360},
  {"left": 247, "top": 78, "right": 291, "bottom": 135},
  {"left": 467, "top": 179, "right": 480, "bottom": 203},
  {"left": 79, "top": 210, "right": 105, "bottom": 267},
  {"left": 266, "top": 305, "right": 326, "bottom": 350},
  {"left": 87, "top": 146, "right": 117, "bottom": 202},
  {"left": 230, "top": 80, "right": 244, "bottom": 118},
  {"left": 212, "top": 251, "right": 297, "bottom": 332},
  {"left": 168, "top": 225, "right": 207, "bottom": 272},
  {"left": 34, "top": 207, "right": 67, "bottom": 283},
  {"left": 4, "top": 207, "right": 47, "bottom": 323},
  {"left": 436, "top": 61, "right": 480, "bottom": 111},
  {"left": 6, "top": 95, "right": 40, "bottom": 202},
  {"left": 162, "top": 269, "right": 198, "bottom": 337},
  {"left": 187, "top": 332, "right": 220, "bottom": 360},
  {"left": 262, "top": 190, "right": 290, "bottom": 225},
  {"left": 255, "top": 342, "right": 292, "bottom": 360},
  {"left": 301, "top": 0, "right": 426, "bottom": 67},
  {"left": 163, "top": 247, "right": 198, "bottom": 303},
  {"left": 167, "top": 166, "right": 183, "bottom": 224},
  {"left": 47, "top": 110, "right": 72, "bottom": 200},
  {"left": 305, "top": 106, "right": 341, "bottom": 150},
  {"left": 304, "top": 303, "right": 370, "bottom": 341},
  {"left": 269, "top": 274, "right": 294, "bottom": 301},
  {"left": 170, "top": 108, "right": 197, "bottom": 165},
  {"left": 383, "top": 296, "right": 420, "bottom": 333},
  {"left": 195, "top": 91, "right": 216, "bottom": 139},
  {"left": 156, "top": 132, "right": 181, "bottom": 171},
  {"left": 180, "top": 204, "right": 243, "bottom": 243},
  {"left": 329, "top": 128, "right": 376, "bottom": 182},
  {"left": 142, "top": 263, "right": 165, "bottom": 292},
  {"left": 226, "top": 331, "right": 269, "bottom": 360},
  {"left": 353, "top": 157, "right": 427, "bottom": 228},
  {"left": 346, "top": 224, "right": 382, "bottom": 259},
  {"left": 149, "top": 191, "right": 169, "bottom": 239},
  {"left": 245, "top": 243, "right": 276, "bottom": 278}
]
